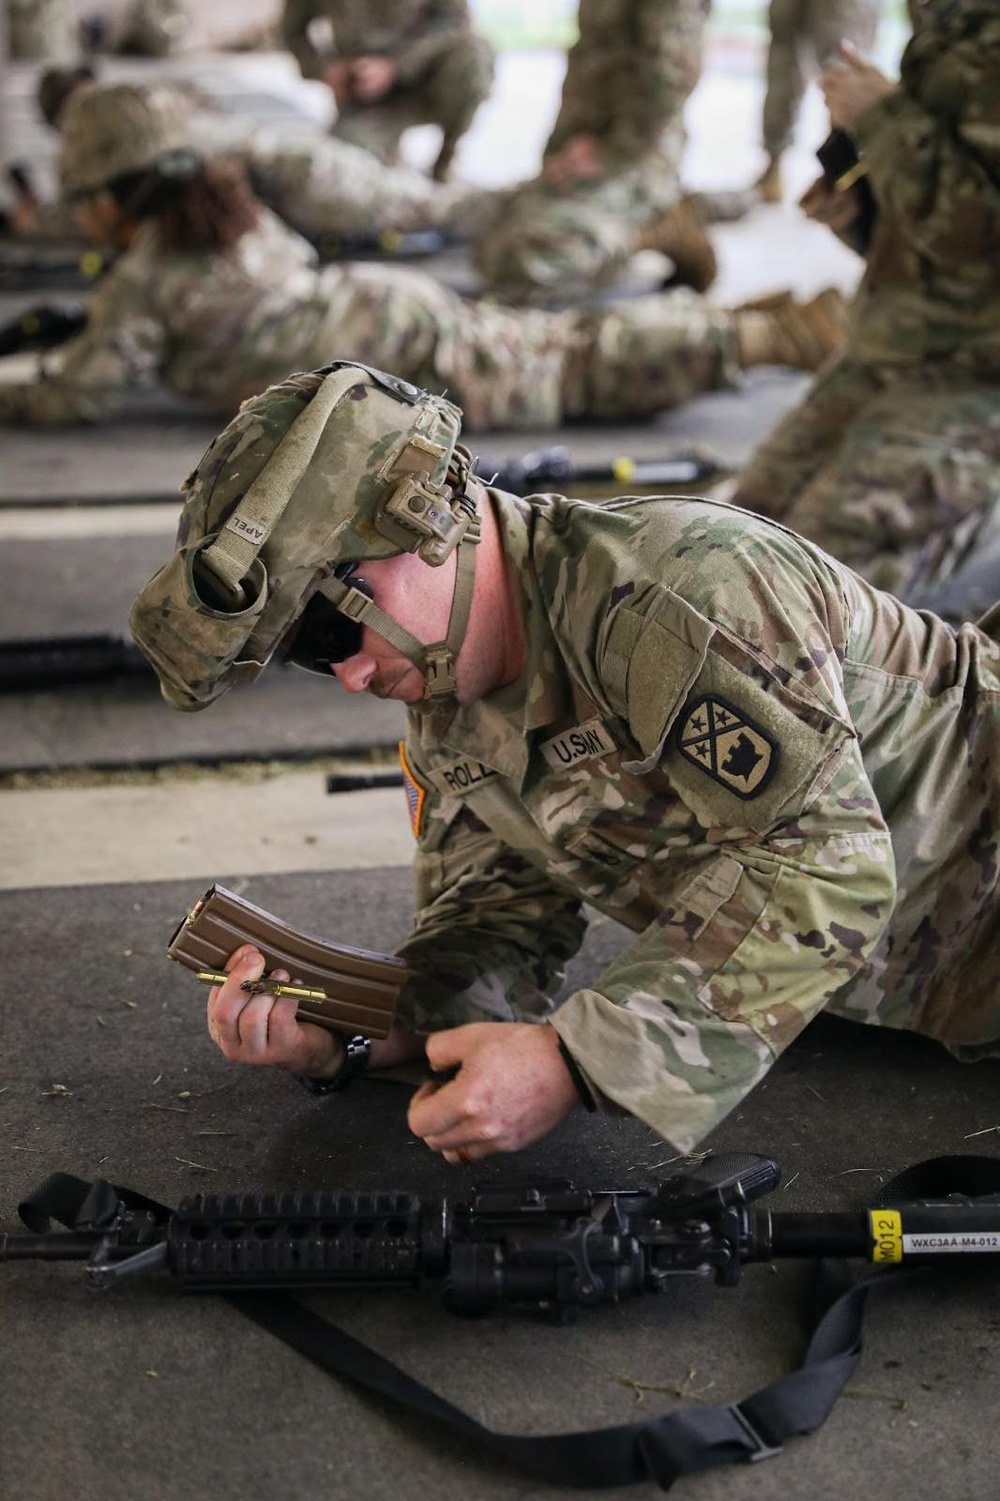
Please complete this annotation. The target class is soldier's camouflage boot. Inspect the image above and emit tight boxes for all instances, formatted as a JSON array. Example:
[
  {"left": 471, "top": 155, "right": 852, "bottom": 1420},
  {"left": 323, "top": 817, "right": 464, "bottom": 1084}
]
[
  {"left": 734, "top": 287, "right": 847, "bottom": 370},
  {"left": 636, "top": 196, "right": 718, "bottom": 294},
  {"left": 753, "top": 158, "right": 783, "bottom": 204}
]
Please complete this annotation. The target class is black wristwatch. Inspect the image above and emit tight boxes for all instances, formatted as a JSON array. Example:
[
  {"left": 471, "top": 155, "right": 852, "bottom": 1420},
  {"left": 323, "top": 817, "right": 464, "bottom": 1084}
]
[{"left": 293, "top": 1034, "right": 372, "bottom": 1095}]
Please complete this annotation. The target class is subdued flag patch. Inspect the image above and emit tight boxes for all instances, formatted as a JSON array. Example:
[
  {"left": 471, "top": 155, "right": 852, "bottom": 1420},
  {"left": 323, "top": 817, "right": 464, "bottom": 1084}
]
[
  {"left": 398, "top": 740, "right": 427, "bottom": 837},
  {"left": 675, "top": 694, "right": 778, "bottom": 799}
]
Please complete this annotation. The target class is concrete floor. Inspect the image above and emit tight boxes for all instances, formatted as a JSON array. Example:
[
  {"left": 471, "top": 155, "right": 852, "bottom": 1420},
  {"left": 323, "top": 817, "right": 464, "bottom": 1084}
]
[{"left": 2, "top": 32, "right": 998, "bottom": 1501}]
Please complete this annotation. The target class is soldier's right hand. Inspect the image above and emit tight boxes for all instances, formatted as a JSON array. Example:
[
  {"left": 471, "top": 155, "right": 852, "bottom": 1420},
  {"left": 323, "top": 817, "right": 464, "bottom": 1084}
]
[
  {"left": 799, "top": 175, "right": 861, "bottom": 235},
  {"left": 206, "top": 943, "right": 346, "bottom": 1078}
]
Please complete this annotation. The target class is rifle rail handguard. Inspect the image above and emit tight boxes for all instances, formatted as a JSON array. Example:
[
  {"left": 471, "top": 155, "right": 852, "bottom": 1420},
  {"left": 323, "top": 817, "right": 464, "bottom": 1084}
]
[{"left": 167, "top": 884, "right": 408, "bottom": 1038}]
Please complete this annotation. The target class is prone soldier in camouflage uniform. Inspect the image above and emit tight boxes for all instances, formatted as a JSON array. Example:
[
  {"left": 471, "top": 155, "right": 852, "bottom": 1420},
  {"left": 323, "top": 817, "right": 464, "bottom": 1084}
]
[
  {"left": 474, "top": 0, "right": 718, "bottom": 308},
  {"left": 753, "top": 0, "right": 880, "bottom": 203},
  {"left": 4, "top": 70, "right": 482, "bottom": 251},
  {"left": 128, "top": 362, "right": 999, "bottom": 1160},
  {"left": 733, "top": 1, "right": 1000, "bottom": 616},
  {"left": 0, "top": 81, "right": 845, "bottom": 427},
  {"left": 281, "top": 0, "right": 494, "bottom": 181}
]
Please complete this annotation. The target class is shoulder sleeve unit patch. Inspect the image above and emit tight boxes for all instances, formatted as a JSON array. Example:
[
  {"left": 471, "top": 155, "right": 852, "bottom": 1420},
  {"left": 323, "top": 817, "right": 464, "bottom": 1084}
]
[
  {"left": 675, "top": 694, "right": 779, "bottom": 799},
  {"left": 398, "top": 740, "right": 427, "bottom": 838}
]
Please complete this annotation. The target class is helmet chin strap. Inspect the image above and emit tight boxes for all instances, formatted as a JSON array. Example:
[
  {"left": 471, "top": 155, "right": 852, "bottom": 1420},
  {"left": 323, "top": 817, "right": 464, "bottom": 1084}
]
[{"left": 316, "top": 498, "right": 482, "bottom": 701}]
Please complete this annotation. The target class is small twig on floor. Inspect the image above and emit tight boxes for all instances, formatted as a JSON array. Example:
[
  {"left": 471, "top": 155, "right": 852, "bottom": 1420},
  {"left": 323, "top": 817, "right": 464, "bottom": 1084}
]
[
  {"left": 174, "top": 1157, "right": 218, "bottom": 1173},
  {"left": 843, "top": 1385, "right": 907, "bottom": 1411}
]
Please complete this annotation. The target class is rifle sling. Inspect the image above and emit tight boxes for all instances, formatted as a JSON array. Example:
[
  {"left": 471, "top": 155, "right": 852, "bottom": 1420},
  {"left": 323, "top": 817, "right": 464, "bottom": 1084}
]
[{"left": 19, "top": 1155, "right": 1000, "bottom": 1492}]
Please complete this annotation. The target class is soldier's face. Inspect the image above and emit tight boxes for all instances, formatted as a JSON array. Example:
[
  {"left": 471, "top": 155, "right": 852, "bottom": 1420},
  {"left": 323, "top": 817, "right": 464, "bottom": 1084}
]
[{"left": 330, "top": 549, "right": 457, "bottom": 703}]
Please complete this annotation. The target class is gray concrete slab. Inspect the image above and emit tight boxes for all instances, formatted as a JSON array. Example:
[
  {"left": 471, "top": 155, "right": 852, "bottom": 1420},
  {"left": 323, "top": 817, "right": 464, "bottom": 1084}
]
[
  {"left": 0, "top": 670, "right": 405, "bottom": 772},
  {"left": 0, "top": 367, "right": 810, "bottom": 510},
  {"left": 1, "top": 872, "right": 998, "bottom": 1501}
]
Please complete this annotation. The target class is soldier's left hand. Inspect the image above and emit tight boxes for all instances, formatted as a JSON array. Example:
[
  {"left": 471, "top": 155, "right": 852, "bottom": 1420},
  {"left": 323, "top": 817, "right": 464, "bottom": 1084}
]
[
  {"left": 408, "top": 1022, "right": 581, "bottom": 1161},
  {"left": 821, "top": 41, "right": 895, "bottom": 130}
]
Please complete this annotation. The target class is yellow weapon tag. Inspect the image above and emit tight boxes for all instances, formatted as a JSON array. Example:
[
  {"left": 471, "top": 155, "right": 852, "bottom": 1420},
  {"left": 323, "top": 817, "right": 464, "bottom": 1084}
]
[{"left": 869, "top": 1208, "right": 903, "bottom": 1264}]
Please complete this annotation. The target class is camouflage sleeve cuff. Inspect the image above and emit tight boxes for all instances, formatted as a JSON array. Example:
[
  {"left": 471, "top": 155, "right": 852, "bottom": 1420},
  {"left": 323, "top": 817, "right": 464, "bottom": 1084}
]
[
  {"left": 549, "top": 987, "right": 773, "bottom": 1151},
  {"left": 394, "top": 946, "right": 560, "bottom": 1032}
]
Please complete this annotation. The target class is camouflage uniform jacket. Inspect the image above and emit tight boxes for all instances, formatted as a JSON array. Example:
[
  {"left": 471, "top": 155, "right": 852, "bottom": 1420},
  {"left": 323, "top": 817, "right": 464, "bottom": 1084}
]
[
  {"left": 848, "top": 0, "right": 1000, "bottom": 371},
  {"left": 282, "top": 0, "right": 476, "bottom": 83},
  {"left": 546, "top": 0, "right": 709, "bottom": 169},
  {"left": 395, "top": 491, "right": 1000, "bottom": 1151}
]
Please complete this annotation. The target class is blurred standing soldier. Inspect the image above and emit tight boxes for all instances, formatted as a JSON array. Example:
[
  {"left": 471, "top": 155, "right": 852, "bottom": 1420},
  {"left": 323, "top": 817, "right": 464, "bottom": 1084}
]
[
  {"left": 734, "top": 0, "right": 1000, "bottom": 617},
  {"left": 754, "top": 0, "right": 880, "bottom": 203},
  {"left": 7, "top": 0, "right": 76, "bottom": 62},
  {"left": 281, "top": 0, "right": 495, "bottom": 182},
  {"left": 475, "top": 0, "right": 718, "bottom": 308}
]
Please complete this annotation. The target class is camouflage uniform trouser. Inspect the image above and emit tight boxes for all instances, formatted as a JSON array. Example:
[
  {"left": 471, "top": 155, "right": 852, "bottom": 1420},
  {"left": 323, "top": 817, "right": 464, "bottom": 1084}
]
[
  {"left": 764, "top": 0, "right": 880, "bottom": 160},
  {"left": 440, "top": 287, "right": 739, "bottom": 429},
  {"left": 331, "top": 33, "right": 495, "bottom": 166},
  {"left": 474, "top": 129, "right": 687, "bottom": 308},
  {"left": 321, "top": 264, "right": 739, "bottom": 430},
  {"left": 732, "top": 355, "right": 1000, "bottom": 617}
]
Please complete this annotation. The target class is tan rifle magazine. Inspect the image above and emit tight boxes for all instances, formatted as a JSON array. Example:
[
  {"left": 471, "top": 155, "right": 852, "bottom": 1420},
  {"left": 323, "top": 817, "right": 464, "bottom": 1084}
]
[{"left": 167, "top": 884, "right": 408, "bottom": 1038}]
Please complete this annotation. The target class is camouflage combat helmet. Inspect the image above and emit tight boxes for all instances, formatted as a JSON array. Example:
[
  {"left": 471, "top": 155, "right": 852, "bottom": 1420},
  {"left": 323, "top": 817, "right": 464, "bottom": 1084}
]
[
  {"left": 128, "top": 363, "right": 479, "bottom": 712},
  {"left": 58, "top": 81, "right": 196, "bottom": 197}
]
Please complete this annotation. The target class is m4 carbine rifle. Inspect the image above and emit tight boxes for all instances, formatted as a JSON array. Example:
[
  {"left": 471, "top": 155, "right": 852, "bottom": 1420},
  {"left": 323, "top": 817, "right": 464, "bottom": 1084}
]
[
  {"left": 4, "top": 1151, "right": 999, "bottom": 1304},
  {"left": 0, "top": 299, "right": 87, "bottom": 357},
  {"left": 6, "top": 1151, "right": 1000, "bottom": 1488}
]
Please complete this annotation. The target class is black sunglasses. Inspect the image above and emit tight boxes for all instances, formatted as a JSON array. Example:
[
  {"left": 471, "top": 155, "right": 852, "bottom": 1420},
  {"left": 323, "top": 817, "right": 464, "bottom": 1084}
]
[{"left": 284, "top": 563, "right": 373, "bottom": 675}]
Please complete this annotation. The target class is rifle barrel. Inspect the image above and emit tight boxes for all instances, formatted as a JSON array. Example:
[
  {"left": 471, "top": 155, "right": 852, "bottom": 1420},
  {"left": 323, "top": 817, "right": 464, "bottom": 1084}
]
[{"left": 761, "top": 1202, "right": 1000, "bottom": 1265}]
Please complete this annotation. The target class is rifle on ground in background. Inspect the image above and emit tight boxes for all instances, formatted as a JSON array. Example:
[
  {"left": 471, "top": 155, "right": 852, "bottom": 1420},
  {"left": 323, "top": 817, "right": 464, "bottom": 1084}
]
[
  {"left": 310, "top": 227, "right": 449, "bottom": 261},
  {"left": 477, "top": 444, "right": 725, "bottom": 498},
  {"left": 0, "top": 299, "right": 88, "bottom": 357}
]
